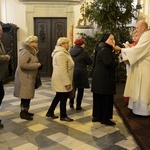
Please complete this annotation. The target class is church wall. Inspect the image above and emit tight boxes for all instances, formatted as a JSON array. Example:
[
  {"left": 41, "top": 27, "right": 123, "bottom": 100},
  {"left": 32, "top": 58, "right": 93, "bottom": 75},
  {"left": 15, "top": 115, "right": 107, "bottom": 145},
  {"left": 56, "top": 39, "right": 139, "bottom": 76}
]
[
  {"left": 0, "top": 0, "right": 149, "bottom": 52},
  {"left": 0, "top": 0, "right": 27, "bottom": 49},
  {"left": 138, "top": 0, "right": 150, "bottom": 26},
  {"left": 0, "top": 0, "right": 75, "bottom": 50}
]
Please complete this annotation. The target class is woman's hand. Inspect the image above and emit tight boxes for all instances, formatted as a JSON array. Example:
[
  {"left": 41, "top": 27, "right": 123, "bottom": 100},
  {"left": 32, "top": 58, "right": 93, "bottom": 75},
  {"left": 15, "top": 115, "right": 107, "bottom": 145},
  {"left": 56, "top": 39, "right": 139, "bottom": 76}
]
[
  {"left": 37, "top": 63, "right": 41, "bottom": 67},
  {"left": 124, "top": 60, "right": 130, "bottom": 65},
  {"left": 5, "top": 54, "right": 10, "bottom": 60},
  {"left": 119, "top": 53, "right": 122, "bottom": 59},
  {"left": 65, "top": 84, "right": 71, "bottom": 90},
  {"left": 113, "top": 45, "right": 121, "bottom": 51},
  {"left": 123, "top": 41, "right": 131, "bottom": 48}
]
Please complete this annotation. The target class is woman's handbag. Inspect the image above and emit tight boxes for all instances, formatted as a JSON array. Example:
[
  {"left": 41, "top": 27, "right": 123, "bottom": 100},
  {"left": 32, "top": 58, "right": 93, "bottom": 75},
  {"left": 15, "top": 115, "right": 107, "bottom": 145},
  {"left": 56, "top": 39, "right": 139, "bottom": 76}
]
[
  {"left": 68, "top": 88, "right": 75, "bottom": 99},
  {"left": 68, "top": 83, "right": 75, "bottom": 99},
  {"left": 35, "top": 71, "right": 42, "bottom": 89}
]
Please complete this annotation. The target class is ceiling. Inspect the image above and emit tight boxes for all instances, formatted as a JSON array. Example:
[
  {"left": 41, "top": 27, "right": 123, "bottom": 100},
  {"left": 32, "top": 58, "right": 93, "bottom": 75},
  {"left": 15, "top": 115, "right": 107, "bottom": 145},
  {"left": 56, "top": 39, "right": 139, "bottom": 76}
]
[{"left": 19, "top": 0, "right": 82, "bottom": 4}]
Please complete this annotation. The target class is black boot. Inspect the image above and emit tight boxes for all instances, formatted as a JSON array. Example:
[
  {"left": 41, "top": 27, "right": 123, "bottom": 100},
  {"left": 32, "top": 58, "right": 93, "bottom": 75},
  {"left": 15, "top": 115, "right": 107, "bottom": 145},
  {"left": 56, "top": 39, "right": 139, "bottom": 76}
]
[
  {"left": 76, "top": 103, "right": 82, "bottom": 110},
  {"left": 69, "top": 102, "right": 74, "bottom": 109},
  {"left": 76, "top": 101, "right": 82, "bottom": 110},
  {"left": 76, "top": 106, "right": 82, "bottom": 110},
  {"left": 101, "top": 120, "right": 116, "bottom": 126},
  {"left": 20, "top": 105, "right": 34, "bottom": 117},
  {"left": 46, "top": 113, "right": 59, "bottom": 119},
  {"left": 69, "top": 99, "right": 74, "bottom": 109},
  {"left": 0, "top": 120, "right": 4, "bottom": 129},
  {"left": 20, "top": 108, "right": 33, "bottom": 121},
  {"left": 27, "top": 107, "right": 34, "bottom": 116},
  {"left": 28, "top": 112, "right": 34, "bottom": 116}
]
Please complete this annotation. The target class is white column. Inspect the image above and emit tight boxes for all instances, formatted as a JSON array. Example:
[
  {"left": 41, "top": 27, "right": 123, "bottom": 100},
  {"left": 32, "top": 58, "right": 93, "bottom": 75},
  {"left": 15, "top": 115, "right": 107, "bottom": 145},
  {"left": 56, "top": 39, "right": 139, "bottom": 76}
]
[{"left": 0, "top": 0, "right": 7, "bottom": 22}]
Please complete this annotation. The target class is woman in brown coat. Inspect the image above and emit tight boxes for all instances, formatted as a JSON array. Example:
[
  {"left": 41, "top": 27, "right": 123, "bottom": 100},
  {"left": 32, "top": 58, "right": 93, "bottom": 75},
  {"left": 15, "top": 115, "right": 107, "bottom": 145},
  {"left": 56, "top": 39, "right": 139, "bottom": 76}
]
[{"left": 14, "top": 36, "right": 42, "bottom": 120}]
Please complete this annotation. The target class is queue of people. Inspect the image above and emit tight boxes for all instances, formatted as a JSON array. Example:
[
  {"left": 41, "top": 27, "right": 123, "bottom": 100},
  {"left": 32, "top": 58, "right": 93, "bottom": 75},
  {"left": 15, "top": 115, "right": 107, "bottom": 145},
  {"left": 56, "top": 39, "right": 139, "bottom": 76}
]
[{"left": 0, "top": 20, "right": 149, "bottom": 129}]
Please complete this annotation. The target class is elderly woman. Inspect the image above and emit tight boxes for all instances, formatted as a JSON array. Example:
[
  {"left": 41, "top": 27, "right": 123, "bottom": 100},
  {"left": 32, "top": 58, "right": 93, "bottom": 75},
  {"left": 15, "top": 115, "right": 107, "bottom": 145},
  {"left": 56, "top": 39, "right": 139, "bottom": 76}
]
[
  {"left": 69, "top": 38, "right": 93, "bottom": 110},
  {"left": 14, "top": 36, "right": 41, "bottom": 121},
  {"left": 46, "top": 37, "right": 74, "bottom": 122},
  {"left": 91, "top": 33, "right": 118, "bottom": 126}
]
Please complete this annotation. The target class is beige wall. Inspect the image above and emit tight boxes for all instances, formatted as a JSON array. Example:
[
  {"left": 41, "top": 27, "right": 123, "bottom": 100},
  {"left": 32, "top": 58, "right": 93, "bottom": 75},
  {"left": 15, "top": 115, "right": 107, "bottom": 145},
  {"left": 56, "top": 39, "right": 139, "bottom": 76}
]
[
  {"left": 0, "top": 0, "right": 95, "bottom": 49},
  {"left": 138, "top": 0, "right": 150, "bottom": 26},
  {"left": 0, "top": 0, "right": 76, "bottom": 50},
  {"left": 0, "top": 0, "right": 149, "bottom": 50},
  {"left": 0, "top": 0, "right": 27, "bottom": 48}
]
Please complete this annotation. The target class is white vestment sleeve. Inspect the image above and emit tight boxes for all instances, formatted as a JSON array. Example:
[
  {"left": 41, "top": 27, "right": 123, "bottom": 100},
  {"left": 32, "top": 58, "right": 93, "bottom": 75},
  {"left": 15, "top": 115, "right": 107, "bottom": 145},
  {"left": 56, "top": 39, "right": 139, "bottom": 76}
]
[{"left": 121, "top": 31, "right": 150, "bottom": 65}]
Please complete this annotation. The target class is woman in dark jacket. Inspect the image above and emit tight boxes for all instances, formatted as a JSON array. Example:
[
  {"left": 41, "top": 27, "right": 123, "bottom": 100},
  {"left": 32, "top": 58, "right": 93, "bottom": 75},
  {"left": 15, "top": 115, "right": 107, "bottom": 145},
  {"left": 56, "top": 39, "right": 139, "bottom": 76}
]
[
  {"left": 69, "top": 38, "right": 93, "bottom": 110},
  {"left": 91, "top": 33, "right": 118, "bottom": 126}
]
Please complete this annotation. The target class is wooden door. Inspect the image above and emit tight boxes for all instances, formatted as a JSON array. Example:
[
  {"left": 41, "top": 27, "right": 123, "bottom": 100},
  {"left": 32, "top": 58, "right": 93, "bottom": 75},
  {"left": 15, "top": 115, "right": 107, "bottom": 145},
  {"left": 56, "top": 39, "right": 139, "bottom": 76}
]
[{"left": 34, "top": 17, "right": 67, "bottom": 77}]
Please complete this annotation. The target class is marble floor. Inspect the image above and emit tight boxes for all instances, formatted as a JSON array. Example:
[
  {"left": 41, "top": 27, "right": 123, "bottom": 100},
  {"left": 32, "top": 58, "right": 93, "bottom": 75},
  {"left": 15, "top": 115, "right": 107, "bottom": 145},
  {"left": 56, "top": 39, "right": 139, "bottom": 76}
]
[{"left": 0, "top": 78, "right": 140, "bottom": 150}]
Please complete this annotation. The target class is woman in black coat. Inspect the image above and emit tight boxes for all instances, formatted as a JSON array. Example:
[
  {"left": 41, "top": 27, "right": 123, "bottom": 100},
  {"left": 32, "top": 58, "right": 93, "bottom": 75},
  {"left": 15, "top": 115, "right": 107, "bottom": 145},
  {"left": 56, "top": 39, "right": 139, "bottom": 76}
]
[
  {"left": 91, "top": 33, "right": 118, "bottom": 126},
  {"left": 69, "top": 38, "right": 93, "bottom": 110}
]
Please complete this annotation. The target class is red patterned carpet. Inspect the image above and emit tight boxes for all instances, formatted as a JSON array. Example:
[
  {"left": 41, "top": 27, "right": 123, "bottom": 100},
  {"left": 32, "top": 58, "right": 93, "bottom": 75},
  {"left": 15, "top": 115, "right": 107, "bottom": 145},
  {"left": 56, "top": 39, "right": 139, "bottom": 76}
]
[{"left": 114, "top": 82, "right": 150, "bottom": 150}]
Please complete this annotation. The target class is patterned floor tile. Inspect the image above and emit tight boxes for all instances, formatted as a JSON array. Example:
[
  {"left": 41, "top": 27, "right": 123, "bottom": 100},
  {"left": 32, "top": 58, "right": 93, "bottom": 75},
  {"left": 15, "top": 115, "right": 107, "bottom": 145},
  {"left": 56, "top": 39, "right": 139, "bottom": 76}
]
[
  {"left": 0, "top": 77, "right": 139, "bottom": 150},
  {"left": 0, "top": 132, "right": 18, "bottom": 142},
  {"left": 0, "top": 111, "right": 15, "bottom": 116},
  {"left": 28, "top": 124, "right": 48, "bottom": 132},
  {"left": 12, "top": 143, "right": 38, "bottom": 150}
]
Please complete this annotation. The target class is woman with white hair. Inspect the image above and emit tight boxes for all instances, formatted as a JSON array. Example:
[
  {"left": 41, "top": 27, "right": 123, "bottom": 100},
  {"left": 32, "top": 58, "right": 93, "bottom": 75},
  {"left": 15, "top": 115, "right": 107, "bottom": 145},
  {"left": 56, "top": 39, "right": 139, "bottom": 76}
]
[
  {"left": 14, "top": 35, "right": 42, "bottom": 120},
  {"left": 46, "top": 37, "right": 74, "bottom": 122}
]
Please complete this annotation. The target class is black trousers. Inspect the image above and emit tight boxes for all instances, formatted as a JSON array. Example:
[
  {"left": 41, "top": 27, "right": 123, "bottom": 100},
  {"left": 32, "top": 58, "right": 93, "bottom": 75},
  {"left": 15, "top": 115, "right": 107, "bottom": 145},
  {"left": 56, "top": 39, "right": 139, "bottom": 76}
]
[
  {"left": 92, "top": 93, "right": 114, "bottom": 122},
  {"left": 0, "top": 81, "right": 4, "bottom": 106},
  {"left": 47, "top": 92, "right": 68, "bottom": 118},
  {"left": 20, "top": 99, "right": 31, "bottom": 108},
  {"left": 70, "top": 87, "right": 84, "bottom": 106}
]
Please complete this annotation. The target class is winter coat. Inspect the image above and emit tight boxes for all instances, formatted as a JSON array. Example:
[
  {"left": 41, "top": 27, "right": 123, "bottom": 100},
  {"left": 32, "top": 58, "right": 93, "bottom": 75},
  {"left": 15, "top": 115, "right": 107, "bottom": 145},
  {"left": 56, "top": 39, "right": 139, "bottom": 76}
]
[
  {"left": 14, "top": 42, "right": 39, "bottom": 99},
  {"left": 91, "top": 42, "right": 118, "bottom": 95},
  {"left": 0, "top": 41, "right": 9, "bottom": 81},
  {"left": 70, "top": 45, "right": 93, "bottom": 88},
  {"left": 51, "top": 46, "right": 74, "bottom": 92}
]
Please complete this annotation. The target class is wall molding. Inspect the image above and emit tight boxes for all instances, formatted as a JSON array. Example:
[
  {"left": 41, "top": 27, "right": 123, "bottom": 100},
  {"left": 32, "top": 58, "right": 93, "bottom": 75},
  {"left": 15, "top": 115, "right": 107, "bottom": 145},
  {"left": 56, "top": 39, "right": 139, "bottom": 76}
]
[{"left": 25, "top": 4, "right": 74, "bottom": 37}]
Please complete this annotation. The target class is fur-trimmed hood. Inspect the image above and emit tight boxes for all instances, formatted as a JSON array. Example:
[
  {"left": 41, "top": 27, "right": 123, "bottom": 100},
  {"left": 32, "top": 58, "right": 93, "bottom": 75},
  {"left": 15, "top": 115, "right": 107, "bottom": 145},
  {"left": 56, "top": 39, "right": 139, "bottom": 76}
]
[
  {"left": 19, "top": 42, "right": 39, "bottom": 55},
  {"left": 51, "top": 46, "right": 70, "bottom": 57}
]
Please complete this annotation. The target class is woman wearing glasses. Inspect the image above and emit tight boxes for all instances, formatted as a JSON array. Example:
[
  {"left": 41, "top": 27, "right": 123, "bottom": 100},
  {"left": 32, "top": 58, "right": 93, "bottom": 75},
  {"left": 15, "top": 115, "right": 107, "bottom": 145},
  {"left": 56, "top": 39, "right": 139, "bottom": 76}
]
[
  {"left": 91, "top": 33, "right": 119, "bottom": 126},
  {"left": 14, "top": 36, "right": 42, "bottom": 121}
]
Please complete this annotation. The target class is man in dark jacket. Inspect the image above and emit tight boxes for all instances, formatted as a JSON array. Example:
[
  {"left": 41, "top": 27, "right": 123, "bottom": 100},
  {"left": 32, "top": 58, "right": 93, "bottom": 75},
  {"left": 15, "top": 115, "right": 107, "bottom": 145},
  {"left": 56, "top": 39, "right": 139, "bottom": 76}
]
[{"left": 0, "top": 25, "right": 10, "bottom": 128}]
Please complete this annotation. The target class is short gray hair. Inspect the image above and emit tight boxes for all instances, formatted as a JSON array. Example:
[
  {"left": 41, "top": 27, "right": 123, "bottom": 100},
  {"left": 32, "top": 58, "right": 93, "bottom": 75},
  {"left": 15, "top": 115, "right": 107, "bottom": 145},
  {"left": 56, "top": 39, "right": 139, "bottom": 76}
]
[
  {"left": 25, "top": 36, "right": 38, "bottom": 43},
  {"left": 56, "top": 37, "right": 70, "bottom": 46}
]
